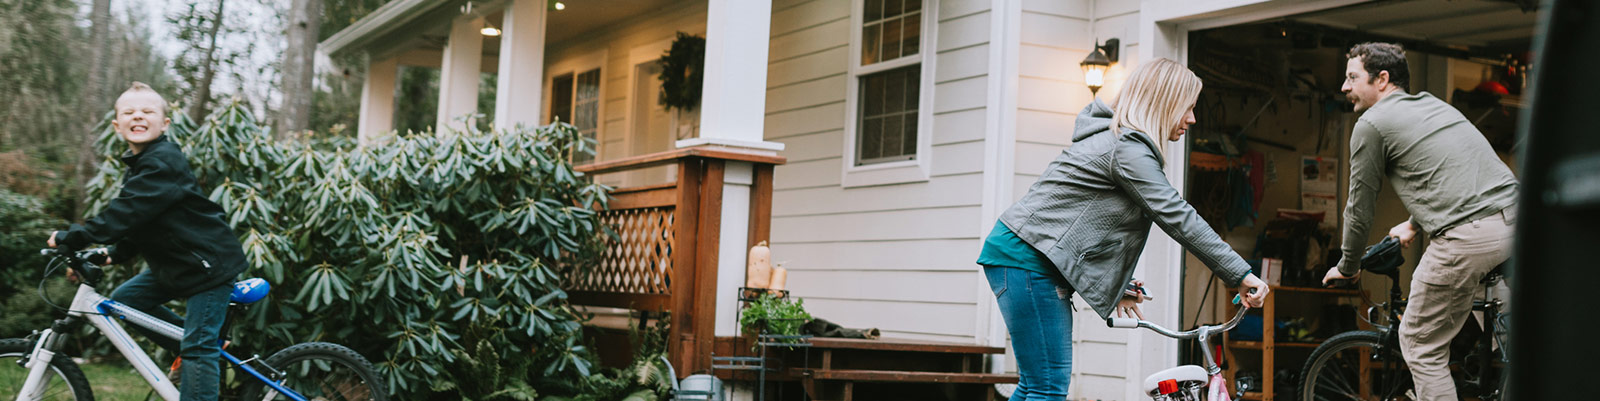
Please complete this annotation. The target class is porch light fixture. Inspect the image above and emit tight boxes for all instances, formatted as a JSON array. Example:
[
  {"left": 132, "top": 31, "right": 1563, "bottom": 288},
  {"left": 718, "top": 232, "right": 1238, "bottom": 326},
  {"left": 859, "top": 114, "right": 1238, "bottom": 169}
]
[
  {"left": 480, "top": 20, "right": 501, "bottom": 36},
  {"left": 549, "top": 0, "right": 565, "bottom": 11},
  {"left": 1081, "top": 38, "right": 1120, "bottom": 96}
]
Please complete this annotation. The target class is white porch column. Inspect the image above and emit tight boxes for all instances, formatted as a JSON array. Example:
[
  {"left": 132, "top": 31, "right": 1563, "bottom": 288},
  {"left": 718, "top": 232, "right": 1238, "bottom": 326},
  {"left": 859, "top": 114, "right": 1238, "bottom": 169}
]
[
  {"left": 437, "top": 16, "right": 484, "bottom": 133},
  {"left": 677, "top": 0, "right": 785, "bottom": 152},
  {"left": 358, "top": 56, "right": 398, "bottom": 144},
  {"left": 693, "top": 0, "right": 786, "bottom": 341},
  {"left": 494, "top": 0, "right": 546, "bottom": 130}
]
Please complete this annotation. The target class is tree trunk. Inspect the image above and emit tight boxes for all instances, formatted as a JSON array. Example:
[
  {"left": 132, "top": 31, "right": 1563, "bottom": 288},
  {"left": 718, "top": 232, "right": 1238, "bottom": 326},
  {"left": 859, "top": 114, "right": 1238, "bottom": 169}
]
[
  {"left": 276, "top": 0, "right": 322, "bottom": 140},
  {"left": 73, "top": 0, "right": 113, "bottom": 218},
  {"left": 189, "top": 0, "right": 227, "bottom": 124}
]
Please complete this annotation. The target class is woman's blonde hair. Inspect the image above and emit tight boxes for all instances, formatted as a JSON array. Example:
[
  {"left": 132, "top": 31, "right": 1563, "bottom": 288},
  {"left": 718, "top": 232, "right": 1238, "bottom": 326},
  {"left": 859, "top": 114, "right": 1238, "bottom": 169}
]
[{"left": 1110, "top": 58, "right": 1203, "bottom": 154}]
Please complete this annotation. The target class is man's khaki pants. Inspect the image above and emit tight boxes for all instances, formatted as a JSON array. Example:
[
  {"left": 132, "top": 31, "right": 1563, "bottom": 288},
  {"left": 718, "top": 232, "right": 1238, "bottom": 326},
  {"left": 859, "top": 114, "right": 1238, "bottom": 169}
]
[{"left": 1401, "top": 207, "right": 1515, "bottom": 401}]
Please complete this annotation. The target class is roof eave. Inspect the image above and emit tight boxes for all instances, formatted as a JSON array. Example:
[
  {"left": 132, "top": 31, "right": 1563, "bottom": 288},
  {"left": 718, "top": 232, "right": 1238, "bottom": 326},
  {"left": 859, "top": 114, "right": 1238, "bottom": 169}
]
[{"left": 320, "top": 0, "right": 449, "bottom": 58}]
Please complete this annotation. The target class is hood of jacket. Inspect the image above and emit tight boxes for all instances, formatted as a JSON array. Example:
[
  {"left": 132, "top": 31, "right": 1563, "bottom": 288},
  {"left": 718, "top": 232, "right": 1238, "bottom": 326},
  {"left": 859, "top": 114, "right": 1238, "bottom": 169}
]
[
  {"left": 1072, "top": 98, "right": 1115, "bottom": 142},
  {"left": 1072, "top": 98, "right": 1165, "bottom": 167}
]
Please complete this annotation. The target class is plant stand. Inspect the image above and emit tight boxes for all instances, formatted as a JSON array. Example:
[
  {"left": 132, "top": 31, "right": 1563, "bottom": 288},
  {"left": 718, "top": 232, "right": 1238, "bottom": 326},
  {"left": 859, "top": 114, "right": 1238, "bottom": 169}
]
[{"left": 711, "top": 288, "right": 811, "bottom": 401}]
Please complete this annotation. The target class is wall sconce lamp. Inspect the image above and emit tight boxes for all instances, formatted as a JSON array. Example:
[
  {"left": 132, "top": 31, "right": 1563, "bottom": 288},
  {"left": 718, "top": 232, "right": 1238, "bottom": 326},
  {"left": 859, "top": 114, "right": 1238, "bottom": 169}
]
[
  {"left": 549, "top": 0, "right": 566, "bottom": 11},
  {"left": 1081, "top": 38, "right": 1120, "bottom": 96}
]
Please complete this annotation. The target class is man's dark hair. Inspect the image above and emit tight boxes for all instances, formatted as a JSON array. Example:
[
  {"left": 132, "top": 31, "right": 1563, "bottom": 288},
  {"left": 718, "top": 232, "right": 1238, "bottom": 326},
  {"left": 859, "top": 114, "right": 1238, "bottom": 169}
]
[{"left": 1347, "top": 42, "right": 1409, "bottom": 90}]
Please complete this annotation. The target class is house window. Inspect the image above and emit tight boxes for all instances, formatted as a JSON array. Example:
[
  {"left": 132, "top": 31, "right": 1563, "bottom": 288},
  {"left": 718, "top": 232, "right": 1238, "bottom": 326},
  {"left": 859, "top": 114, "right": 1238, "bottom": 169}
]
[
  {"left": 853, "top": 0, "right": 925, "bottom": 166},
  {"left": 857, "top": 65, "right": 919, "bottom": 164},
  {"left": 550, "top": 68, "right": 602, "bottom": 163},
  {"left": 861, "top": 0, "right": 922, "bottom": 66}
]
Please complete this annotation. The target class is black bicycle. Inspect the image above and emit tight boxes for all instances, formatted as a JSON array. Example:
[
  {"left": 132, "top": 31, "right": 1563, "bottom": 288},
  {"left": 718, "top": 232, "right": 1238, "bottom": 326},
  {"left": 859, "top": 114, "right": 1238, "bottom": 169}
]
[{"left": 1298, "top": 238, "right": 1508, "bottom": 401}]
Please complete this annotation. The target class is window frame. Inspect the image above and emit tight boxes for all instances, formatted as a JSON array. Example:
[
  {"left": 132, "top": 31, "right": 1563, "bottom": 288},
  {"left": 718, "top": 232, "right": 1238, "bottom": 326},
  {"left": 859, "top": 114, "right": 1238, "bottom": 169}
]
[
  {"left": 545, "top": 50, "right": 607, "bottom": 163},
  {"left": 841, "top": 0, "right": 937, "bottom": 187}
]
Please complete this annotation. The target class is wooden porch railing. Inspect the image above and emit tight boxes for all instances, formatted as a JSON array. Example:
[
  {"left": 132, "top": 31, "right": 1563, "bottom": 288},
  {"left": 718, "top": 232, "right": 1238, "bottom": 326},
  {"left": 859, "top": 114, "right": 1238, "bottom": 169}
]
[{"left": 569, "top": 146, "right": 785, "bottom": 378}]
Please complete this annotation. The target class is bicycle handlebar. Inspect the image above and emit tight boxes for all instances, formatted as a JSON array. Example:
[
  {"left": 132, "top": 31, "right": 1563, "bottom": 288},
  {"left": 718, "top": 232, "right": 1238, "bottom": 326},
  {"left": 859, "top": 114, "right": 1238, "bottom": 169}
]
[
  {"left": 1105, "top": 303, "right": 1251, "bottom": 339},
  {"left": 1105, "top": 291, "right": 1255, "bottom": 340},
  {"left": 38, "top": 248, "right": 107, "bottom": 286}
]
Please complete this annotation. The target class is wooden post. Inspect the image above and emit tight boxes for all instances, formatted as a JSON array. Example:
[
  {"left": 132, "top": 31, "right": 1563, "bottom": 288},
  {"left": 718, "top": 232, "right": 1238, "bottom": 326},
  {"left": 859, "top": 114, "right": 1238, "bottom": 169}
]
[
  {"left": 747, "top": 163, "right": 775, "bottom": 249},
  {"left": 669, "top": 158, "right": 703, "bottom": 377},
  {"left": 691, "top": 159, "right": 726, "bottom": 375}
]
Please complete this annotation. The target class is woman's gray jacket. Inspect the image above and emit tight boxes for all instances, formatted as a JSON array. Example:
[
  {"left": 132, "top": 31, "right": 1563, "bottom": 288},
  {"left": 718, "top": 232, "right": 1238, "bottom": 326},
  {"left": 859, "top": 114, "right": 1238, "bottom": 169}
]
[{"left": 999, "top": 99, "right": 1251, "bottom": 319}]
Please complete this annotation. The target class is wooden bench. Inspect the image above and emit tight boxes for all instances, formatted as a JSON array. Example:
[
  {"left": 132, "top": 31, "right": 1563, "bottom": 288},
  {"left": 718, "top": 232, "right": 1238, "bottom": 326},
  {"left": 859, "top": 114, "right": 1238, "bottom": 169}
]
[{"left": 792, "top": 338, "right": 1018, "bottom": 401}]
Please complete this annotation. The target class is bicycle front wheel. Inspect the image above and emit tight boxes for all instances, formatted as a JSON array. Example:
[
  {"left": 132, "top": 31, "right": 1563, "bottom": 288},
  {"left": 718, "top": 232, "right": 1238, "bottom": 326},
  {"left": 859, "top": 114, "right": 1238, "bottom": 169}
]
[
  {"left": 0, "top": 338, "right": 94, "bottom": 401},
  {"left": 242, "top": 342, "right": 386, "bottom": 401},
  {"left": 1299, "top": 331, "right": 1414, "bottom": 401}
]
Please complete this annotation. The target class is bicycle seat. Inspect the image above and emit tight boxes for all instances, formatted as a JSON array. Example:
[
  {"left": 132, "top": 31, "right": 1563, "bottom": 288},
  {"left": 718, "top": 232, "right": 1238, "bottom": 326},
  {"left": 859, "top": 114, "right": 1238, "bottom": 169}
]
[
  {"left": 231, "top": 278, "right": 271, "bottom": 304},
  {"left": 1361, "top": 236, "right": 1404, "bottom": 278},
  {"left": 1143, "top": 365, "right": 1207, "bottom": 394}
]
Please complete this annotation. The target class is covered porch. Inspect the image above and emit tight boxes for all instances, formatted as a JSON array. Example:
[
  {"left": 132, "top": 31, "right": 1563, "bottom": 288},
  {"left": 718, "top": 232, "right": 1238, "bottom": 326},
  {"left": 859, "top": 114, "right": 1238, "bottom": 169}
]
[{"left": 318, "top": 0, "right": 787, "bottom": 378}]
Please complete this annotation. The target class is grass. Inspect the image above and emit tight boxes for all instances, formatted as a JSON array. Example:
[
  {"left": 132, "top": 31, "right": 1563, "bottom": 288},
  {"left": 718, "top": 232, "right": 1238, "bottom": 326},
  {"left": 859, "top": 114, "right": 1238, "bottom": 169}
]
[
  {"left": 78, "top": 362, "right": 161, "bottom": 401},
  {"left": 0, "top": 358, "right": 155, "bottom": 401}
]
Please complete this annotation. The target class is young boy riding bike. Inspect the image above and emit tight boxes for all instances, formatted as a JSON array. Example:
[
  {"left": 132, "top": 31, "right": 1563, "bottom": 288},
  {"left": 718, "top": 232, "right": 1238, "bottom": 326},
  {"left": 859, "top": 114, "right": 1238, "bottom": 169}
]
[{"left": 47, "top": 82, "right": 248, "bottom": 401}]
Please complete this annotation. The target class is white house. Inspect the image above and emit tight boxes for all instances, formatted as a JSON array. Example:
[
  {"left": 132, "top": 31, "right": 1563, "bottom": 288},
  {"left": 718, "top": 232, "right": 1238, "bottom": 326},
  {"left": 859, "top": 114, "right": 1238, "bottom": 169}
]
[{"left": 322, "top": 0, "right": 1537, "bottom": 399}]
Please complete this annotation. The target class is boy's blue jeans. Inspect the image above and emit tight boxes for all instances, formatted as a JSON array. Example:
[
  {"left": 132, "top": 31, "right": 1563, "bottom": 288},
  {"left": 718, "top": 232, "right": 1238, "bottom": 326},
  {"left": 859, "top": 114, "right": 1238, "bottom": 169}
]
[
  {"left": 984, "top": 266, "right": 1073, "bottom": 401},
  {"left": 111, "top": 271, "right": 232, "bottom": 401}
]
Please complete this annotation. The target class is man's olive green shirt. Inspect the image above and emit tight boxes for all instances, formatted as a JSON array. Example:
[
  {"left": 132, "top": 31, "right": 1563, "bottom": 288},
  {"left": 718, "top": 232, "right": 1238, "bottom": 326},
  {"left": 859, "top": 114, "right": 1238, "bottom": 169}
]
[{"left": 1336, "top": 91, "right": 1519, "bottom": 276}]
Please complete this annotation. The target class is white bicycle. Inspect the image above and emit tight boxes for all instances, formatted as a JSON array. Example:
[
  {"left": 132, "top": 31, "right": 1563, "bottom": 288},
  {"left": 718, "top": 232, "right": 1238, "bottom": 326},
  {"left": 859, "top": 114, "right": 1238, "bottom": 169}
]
[
  {"left": 1, "top": 248, "right": 386, "bottom": 401},
  {"left": 1106, "top": 292, "right": 1253, "bottom": 401}
]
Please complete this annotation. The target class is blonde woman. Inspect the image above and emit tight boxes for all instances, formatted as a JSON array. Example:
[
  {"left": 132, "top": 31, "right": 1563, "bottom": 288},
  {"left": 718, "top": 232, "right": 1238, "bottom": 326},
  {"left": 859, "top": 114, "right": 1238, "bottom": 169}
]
[{"left": 977, "top": 58, "right": 1270, "bottom": 400}]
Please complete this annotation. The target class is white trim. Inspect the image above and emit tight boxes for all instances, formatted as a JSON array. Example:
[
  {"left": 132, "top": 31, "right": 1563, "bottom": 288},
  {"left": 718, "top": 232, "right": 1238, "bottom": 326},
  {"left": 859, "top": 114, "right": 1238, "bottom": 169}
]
[
  {"left": 980, "top": 0, "right": 1023, "bottom": 380},
  {"left": 319, "top": 0, "right": 439, "bottom": 57},
  {"left": 674, "top": 137, "right": 785, "bottom": 152},
  {"left": 841, "top": 0, "right": 938, "bottom": 188},
  {"left": 714, "top": 161, "right": 755, "bottom": 338}
]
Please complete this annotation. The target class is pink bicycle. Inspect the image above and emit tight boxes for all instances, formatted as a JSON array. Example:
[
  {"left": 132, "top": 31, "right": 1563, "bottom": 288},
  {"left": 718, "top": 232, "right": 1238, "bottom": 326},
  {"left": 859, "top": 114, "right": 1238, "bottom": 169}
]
[{"left": 1106, "top": 292, "right": 1252, "bottom": 401}]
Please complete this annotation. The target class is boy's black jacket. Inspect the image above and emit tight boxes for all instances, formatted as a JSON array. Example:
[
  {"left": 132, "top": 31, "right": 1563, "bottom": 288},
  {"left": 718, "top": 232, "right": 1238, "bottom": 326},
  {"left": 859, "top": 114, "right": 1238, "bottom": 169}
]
[{"left": 60, "top": 135, "right": 248, "bottom": 296}]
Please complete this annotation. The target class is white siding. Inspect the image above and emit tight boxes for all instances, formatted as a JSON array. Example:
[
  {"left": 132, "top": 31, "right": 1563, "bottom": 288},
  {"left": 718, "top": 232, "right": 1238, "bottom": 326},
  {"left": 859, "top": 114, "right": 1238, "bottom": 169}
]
[{"left": 763, "top": 0, "right": 994, "bottom": 343}]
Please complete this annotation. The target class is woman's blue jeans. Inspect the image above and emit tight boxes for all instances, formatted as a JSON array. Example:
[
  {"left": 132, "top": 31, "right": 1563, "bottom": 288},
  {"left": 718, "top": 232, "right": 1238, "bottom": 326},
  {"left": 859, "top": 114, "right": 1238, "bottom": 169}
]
[{"left": 984, "top": 266, "right": 1073, "bottom": 401}]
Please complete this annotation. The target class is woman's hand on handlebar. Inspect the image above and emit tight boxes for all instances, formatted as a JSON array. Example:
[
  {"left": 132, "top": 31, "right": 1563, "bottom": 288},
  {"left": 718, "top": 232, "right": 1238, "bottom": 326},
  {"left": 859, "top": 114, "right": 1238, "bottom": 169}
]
[
  {"left": 1115, "top": 279, "right": 1147, "bottom": 319},
  {"left": 1238, "top": 273, "right": 1269, "bottom": 308}
]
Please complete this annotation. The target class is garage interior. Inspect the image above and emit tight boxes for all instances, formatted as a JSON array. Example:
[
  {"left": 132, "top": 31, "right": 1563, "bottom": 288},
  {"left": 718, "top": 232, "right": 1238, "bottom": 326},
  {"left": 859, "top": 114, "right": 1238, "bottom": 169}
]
[{"left": 1174, "top": 0, "right": 1539, "bottom": 399}]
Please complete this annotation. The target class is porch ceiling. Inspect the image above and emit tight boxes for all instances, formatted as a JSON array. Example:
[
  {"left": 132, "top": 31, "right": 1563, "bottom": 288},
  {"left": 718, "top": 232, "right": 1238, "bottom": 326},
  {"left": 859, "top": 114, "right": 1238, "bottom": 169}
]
[
  {"left": 1288, "top": 0, "right": 1538, "bottom": 52},
  {"left": 321, "top": 0, "right": 685, "bottom": 62}
]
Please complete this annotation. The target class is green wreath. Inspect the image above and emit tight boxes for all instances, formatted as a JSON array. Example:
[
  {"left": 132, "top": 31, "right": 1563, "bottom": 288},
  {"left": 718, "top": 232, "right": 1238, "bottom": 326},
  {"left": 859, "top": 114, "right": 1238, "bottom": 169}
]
[{"left": 658, "top": 32, "right": 705, "bottom": 112}]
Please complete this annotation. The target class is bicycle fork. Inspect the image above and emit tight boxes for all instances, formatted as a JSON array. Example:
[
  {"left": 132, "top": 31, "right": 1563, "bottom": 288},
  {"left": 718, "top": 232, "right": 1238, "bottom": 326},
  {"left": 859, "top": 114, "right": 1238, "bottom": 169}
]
[{"left": 15, "top": 328, "right": 65, "bottom": 401}]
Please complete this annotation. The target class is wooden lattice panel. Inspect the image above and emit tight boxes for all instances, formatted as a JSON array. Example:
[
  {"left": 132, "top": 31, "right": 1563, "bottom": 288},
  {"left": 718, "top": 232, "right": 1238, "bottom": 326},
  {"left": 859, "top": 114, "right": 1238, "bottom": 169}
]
[{"left": 570, "top": 207, "right": 675, "bottom": 295}]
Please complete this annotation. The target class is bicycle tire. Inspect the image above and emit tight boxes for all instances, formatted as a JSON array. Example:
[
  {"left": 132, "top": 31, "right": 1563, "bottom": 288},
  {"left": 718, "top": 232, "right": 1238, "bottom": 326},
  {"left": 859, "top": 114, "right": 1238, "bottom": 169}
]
[
  {"left": 1298, "top": 331, "right": 1414, "bottom": 401},
  {"left": 240, "top": 342, "right": 386, "bottom": 401},
  {"left": 0, "top": 338, "right": 95, "bottom": 401}
]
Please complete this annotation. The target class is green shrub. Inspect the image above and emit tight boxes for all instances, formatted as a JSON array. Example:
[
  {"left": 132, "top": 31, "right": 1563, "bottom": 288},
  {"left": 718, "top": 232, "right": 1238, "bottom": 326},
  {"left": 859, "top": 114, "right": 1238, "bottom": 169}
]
[
  {"left": 0, "top": 187, "right": 66, "bottom": 308},
  {"left": 81, "top": 102, "right": 618, "bottom": 398}
]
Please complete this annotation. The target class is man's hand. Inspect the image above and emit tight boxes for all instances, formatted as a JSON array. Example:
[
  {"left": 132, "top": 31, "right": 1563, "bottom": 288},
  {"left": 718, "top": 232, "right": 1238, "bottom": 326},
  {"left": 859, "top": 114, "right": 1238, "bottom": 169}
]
[
  {"left": 1323, "top": 266, "right": 1359, "bottom": 286},
  {"left": 1238, "top": 274, "right": 1269, "bottom": 308},
  {"left": 66, "top": 268, "right": 80, "bottom": 283},
  {"left": 1115, "top": 279, "right": 1147, "bottom": 319},
  {"left": 1389, "top": 220, "right": 1418, "bottom": 248},
  {"left": 47, "top": 231, "right": 58, "bottom": 248}
]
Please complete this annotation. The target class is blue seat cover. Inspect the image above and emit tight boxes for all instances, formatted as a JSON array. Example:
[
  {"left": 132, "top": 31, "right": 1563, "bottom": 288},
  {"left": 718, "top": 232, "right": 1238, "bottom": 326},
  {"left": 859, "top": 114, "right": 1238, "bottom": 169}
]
[{"left": 231, "top": 278, "right": 271, "bottom": 304}]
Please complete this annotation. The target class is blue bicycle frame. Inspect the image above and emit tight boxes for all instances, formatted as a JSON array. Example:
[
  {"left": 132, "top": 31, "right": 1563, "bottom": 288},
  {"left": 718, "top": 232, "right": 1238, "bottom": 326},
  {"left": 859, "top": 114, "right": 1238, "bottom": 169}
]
[{"left": 14, "top": 283, "right": 308, "bottom": 401}]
